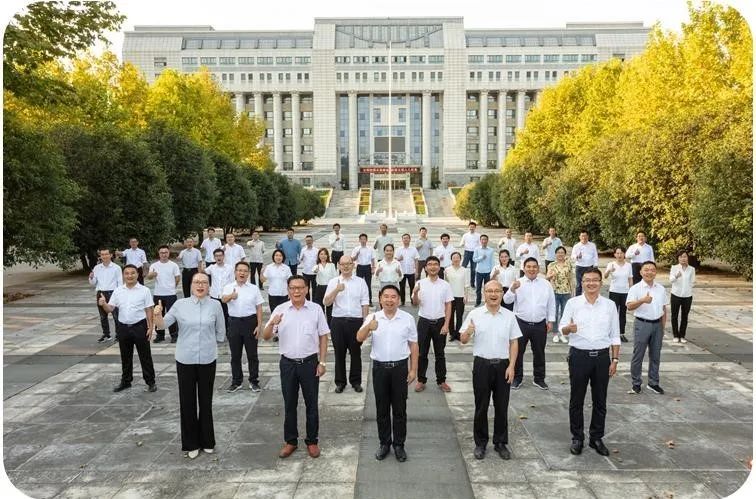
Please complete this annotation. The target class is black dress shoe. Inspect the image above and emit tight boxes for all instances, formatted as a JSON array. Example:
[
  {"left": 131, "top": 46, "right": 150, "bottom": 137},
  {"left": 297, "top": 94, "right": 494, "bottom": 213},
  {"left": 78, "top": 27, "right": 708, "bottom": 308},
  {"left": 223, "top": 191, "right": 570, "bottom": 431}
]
[
  {"left": 474, "top": 446, "right": 486, "bottom": 460},
  {"left": 170, "top": 337, "right": 177, "bottom": 343},
  {"left": 570, "top": 439, "right": 583, "bottom": 455},
  {"left": 154, "top": 336, "right": 165, "bottom": 343},
  {"left": 335, "top": 385, "right": 345, "bottom": 393},
  {"left": 589, "top": 439, "right": 610, "bottom": 456},
  {"left": 494, "top": 444, "right": 511, "bottom": 460},
  {"left": 113, "top": 382, "right": 132, "bottom": 393},
  {"left": 394, "top": 446, "right": 407, "bottom": 462},
  {"left": 375, "top": 444, "right": 391, "bottom": 460},
  {"left": 353, "top": 384, "right": 363, "bottom": 393},
  {"left": 145, "top": 383, "right": 157, "bottom": 393}
]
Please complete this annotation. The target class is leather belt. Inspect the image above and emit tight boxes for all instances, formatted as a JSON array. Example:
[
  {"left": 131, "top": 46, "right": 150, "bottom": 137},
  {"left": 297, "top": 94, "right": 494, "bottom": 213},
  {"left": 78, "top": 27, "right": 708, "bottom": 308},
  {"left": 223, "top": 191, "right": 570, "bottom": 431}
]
[
  {"left": 474, "top": 356, "right": 508, "bottom": 365},
  {"left": 570, "top": 347, "right": 609, "bottom": 357},
  {"left": 373, "top": 359, "right": 408, "bottom": 368},
  {"left": 281, "top": 353, "right": 318, "bottom": 364},
  {"left": 636, "top": 316, "right": 661, "bottom": 324}
]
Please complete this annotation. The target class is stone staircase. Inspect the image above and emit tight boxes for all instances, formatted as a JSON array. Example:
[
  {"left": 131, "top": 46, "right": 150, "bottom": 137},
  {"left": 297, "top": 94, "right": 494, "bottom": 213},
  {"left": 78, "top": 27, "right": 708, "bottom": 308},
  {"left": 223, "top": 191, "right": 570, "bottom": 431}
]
[
  {"left": 324, "top": 188, "right": 361, "bottom": 218},
  {"left": 423, "top": 188, "right": 456, "bottom": 217},
  {"left": 370, "top": 189, "right": 415, "bottom": 216}
]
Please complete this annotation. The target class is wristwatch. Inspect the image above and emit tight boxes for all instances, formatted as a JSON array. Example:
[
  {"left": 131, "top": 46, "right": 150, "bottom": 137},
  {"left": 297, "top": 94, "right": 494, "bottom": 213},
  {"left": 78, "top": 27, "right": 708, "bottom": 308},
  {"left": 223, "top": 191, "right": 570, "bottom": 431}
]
[
  {"left": 611, "top": 358, "right": 619, "bottom": 363},
  {"left": 318, "top": 362, "right": 326, "bottom": 367}
]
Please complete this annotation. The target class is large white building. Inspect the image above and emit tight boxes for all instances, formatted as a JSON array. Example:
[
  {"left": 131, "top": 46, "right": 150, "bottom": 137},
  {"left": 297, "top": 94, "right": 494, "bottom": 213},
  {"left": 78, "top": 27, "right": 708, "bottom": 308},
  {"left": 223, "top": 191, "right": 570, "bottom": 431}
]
[{"left": 123, "top": 17, "right": 649, "bottom": 189}]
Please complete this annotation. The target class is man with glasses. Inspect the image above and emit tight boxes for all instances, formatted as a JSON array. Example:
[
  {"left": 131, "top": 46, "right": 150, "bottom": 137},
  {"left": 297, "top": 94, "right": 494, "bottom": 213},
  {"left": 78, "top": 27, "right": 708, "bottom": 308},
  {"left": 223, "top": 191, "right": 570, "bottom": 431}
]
[
  {"left": 263, "top": 276, "right": 330, "bottom": 459},
  {"left": 559, "top": 267, "right": 620, "bottom": 456},
  {"left": 324, "top": 256, "right": 370, "bottom": 393}
]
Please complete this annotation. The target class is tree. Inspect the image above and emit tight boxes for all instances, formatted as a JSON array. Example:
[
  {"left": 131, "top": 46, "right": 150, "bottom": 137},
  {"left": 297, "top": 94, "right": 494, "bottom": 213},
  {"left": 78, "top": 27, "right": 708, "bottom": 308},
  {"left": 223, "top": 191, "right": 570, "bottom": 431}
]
[
  {"left": 146, "top": 122, "right": 217, "bottom": 239},
  {"left": 243, "top": 164, "right": 280, "bottom": 231},
  {"left": 270, "top": 174, "right": 296, "bottom": 229},
  {"left": 3, "top": 111, "right": 79, "bottom": 268},
  {"left": 3, "top": 1, "right": 125, "bottom": 101},
  {"left": 291, "top": 185, "right": 326, "bottom": 224},
  {"left": 206, "top": 153, "right": 257, "bottom": 235},
  {"left": 52, "top": 125, "right": 174, "bottom": 270}
]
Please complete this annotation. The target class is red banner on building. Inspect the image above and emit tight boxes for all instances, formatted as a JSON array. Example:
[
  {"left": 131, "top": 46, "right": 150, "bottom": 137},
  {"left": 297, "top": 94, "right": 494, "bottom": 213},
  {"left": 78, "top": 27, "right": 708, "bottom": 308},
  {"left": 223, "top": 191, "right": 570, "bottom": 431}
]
[{"left": 360, "top": 166, "right": 420, "bottom": 174}]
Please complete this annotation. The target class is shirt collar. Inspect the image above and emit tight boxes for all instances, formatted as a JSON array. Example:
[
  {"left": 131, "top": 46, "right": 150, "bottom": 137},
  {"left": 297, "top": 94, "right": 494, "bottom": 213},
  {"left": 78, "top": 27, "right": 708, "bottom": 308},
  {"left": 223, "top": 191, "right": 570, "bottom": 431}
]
[{"left": 191, "top": 295, "right": 210, "bottom": 304}]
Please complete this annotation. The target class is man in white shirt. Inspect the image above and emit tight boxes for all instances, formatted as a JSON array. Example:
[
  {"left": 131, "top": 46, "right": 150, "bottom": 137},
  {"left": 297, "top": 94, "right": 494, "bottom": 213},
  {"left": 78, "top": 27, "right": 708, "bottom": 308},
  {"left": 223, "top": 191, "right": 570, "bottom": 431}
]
[
  {"left": 669, "top": 250, "right": 696, "bottom": 344},
  {"left": 560, "top": 267, "right": 620, "bottom": 457},
  {"left": 351, "top": 233, "right": 377, "bottom": 304},
  {"left": 541, "top": 227, "right": 563, "bottom": 270},
  {"left": 205, "top": 248, "right": 234, "bottom": 325},
  {"left": 246, "top": 230, "right": 266, "bottom": 287},
  {"left": 223, "top": 233, "right": 247, "bottom": 269},
  {"left": 299, "top": 235, "right": 319, "bottom": 300},
  {"left": 324, "top": 256, "right": 370, "bottom": 393},
  {"left": 460, "top": 280, "right": 521, "bottom": 461},
  {"left": 626, "top": 231, "right": 655, "bottom": 285},
  {"left": 99, "top": 265, "right": 156, "bottom": 393},
  {"left": 415, "top": 227, "right": 433, "bottom": 279},
  {"left": 89, "top": 247, "right": 123, "bottom": 342},
  {"left": 328, "top": 223, "right": 346, "bottom": 264},
  {"left": 626, "top": 261, "right": 668, "bottom": 395},
  {"left": 147, "top": 245, "right": 181, "bottom": 343},
  {"left": 412, "top": 256, "right": 454, "bottom": 393},
  {"left": 432, "top": 233, "right": 454, "bottom": 279},
  {"left": 459, "top": 221, "right": 481, "bottom": 288},
  {"left": 357, "top": 285, "right": 419, "bottom": 462},
  {"left": 263, "top": 275, "right": 329, "bottom": 460},
  {"left": 117, "top": 238, "right": 148, "bottom": 284},
  {"left": 179, "top": 238, "right": 203, "bottom": 299},
  {"left": 516, "top": 232, "right": 542, "bottom": 276},
  {"left": 497, "top": 228, "right": 517, "bottom": 264},
  {"left": 222, "top": 262, "right": 265, "bottom": 393},
  {"left": 200, "top": 228, "right": 222, "bottom": 269},
  {"left": 373, "top": 224, "right": 394, "bottom": 260},
  {"left": 396, "top": 233, "right": 419, "bottom": 306},
  {"left": 571, "top": 230, "right": 599, "bottom": 296},
  {"left": 504, "top": 257, "right": 556, "bottom": 390}
]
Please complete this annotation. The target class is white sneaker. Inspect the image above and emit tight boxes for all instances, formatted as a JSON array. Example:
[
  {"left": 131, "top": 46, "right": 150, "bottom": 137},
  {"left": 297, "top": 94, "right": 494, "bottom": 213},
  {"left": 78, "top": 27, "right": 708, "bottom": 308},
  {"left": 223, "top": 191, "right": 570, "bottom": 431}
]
[
  {"left": 680, "top": 338, "right": 687, "bottom": 344},
  {"left": 186, "top": 449, "right": 200, "bottom": 459},
  {"left": 552, "top": 335, "right": 560, "bottom": 343},
  {"left": 559, "top": 335, "right": 568, "bottom": 344},
  {"left": 203, "top": 448, "right": 214, "bottom": 454}
]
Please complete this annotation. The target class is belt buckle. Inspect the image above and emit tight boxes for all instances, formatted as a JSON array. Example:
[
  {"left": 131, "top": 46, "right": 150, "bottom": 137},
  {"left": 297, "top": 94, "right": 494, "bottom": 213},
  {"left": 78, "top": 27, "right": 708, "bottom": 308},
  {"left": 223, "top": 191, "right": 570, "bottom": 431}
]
[
  {"left": 588, "top": 351, "right": 598, "bottom": 357},
  {"left": 490, "top": 359, "right": 501, "bottom": 365},
  {"left": 292, "top": 357, "right": 305, "bottom": 364}
]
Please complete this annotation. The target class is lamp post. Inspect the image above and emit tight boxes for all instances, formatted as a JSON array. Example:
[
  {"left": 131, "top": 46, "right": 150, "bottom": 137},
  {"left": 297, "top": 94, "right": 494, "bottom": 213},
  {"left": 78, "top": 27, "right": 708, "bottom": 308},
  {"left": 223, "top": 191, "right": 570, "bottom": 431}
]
[{"left": 387, "top": 39, "right": 393, "bottom": 219}]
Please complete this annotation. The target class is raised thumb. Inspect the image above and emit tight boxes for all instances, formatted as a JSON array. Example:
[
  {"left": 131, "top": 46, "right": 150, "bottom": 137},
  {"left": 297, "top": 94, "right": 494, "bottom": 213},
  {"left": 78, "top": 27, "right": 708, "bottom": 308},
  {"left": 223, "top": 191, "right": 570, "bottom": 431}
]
[{"left": 158, "top": 300, "right": 163, "bottom": 307}]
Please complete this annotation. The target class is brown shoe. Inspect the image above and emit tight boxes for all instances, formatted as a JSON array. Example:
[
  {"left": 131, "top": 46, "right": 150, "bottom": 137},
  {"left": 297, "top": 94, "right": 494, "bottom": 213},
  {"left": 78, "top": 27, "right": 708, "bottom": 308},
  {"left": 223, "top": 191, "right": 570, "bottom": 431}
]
[
  {"left": 438, "top": 382, "right": 452, "bottom": 393},
  {"left": 414, "top": 382, "right": 426, "bottom": 392},
  {"left": 307, "top": 443, "right": 321, "bottom": 458},
  {"left": 278, "top": 443, "right": 297, "bottom": 458}
]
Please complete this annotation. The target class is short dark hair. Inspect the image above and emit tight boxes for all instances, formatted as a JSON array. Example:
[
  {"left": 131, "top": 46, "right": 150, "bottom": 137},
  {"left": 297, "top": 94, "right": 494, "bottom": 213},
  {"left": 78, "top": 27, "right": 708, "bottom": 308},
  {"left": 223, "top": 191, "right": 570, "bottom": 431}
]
[
  {"left": 480, "top": 234, "right": 489, "bottom": 240},
  {"left": 122, "top": 264, "right": 138, "bottom": 272},
  {"left": 582, "top": 267, "right": 603, "bottom": 280},
  {"left": 359, "top": 233, "right": 368, "bottom": 239},
  {"left": 235, "top": 261, "right": 250, "bottom": 271},
  {"left": 420, "top": 226, "right": 427, "bottom": 231},
  {"left": 641, "top": 260, "right": 657, "bottom": 269},
  {"left": 401, "top": 233, "right": 411, "bottom": 238},
  {"left": 425, "top": 256, "right": 440, "bottom": 265},
  {"left": 287, "top": 275, "right": 307, "bottom": 287},
  {"left": 451, "top": 251, "right": 462, "bottom": 259},
  {"left": 207, "top": 228, "right": 215, "bottom": 232},
  {"left": 676, "top": 249, "right": 689, "bottom": 258},
  {"left": 580, "top": 229, "right": 590, "bottom": 236},
  {"left": 332, "top": 223, "right": 341, "bottom": 229},
  {"left": 555, "top": 246, "right": 567, "bottom": 254},
  {"left": 469, "top": 221, "right": 477, "bottom": 226},
  {"left": 383, "top": 243, "right": 394, "bottom": 252},
  {"left": 440, "top": 233, "right": 450, "bottom": 239},
  {"left": 213, "top": 248, "right": 225, "bottom": 255},
  {"left": 98, "top": 247, "right": 111, "bottom": 254},
  {"left": 379, "top": 284, "right": 400, "bottom": 298},
  {"left": 613, "top": 246, "right": 626, "bottom": 253},
  {"left": 499, "top": 249, "right": 513, "bottom": 266},
  {"left": 158, "top": 245, "right": 170, "bottom": 252},
  {"left": 523, "top": 257, "right": 539, "bottom": 267},
  {"left": 271, "top": 249, "right": 286, "bottom": 262}
]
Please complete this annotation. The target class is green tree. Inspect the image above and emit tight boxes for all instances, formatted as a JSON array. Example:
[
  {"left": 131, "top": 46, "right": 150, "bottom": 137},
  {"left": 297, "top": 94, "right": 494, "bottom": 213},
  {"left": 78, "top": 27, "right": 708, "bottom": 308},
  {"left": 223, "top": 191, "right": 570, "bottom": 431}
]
[
  {"left": 3, "top": 112, "right": 79, "bottom": 267},
  {"left": 52, "top": 125, "right": 174, "bottom": 270},
  {"left": 271, "top": 174, "right": 296, "bottom": 229},
  {"left": 243, "top": 164, "right": 280, "bottom": 231},
  {"left": 207, "top": 153, "right": 257, "bottom": 235},
  {"left": 291, "top": 185, "right": 326, "bottom": 225}
]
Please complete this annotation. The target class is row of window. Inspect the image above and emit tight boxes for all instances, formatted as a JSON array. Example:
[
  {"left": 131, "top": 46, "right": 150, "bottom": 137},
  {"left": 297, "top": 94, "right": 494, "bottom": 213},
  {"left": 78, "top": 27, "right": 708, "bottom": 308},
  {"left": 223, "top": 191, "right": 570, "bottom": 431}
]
[
  {"left": 335, "top": 55, "right": 445, "bottom": 64},
  {"left": 336, "top": 71, "right": 443, "bottom": 83},
  {"left": 181, "top": 56, "right": 311, "bottom": 65},
  {"left": 468, "top": 54, "right": 597, "bottom": 64},
  {"left": 281, "top": 163, "right": 314, "bottom": 172},
  {"left": 264, "top": 128, "right": 313, "bottom": 137},
  {"left": 261, "top": 111, "right": 314, "bottom": 121},
  {"left": 468, "top": 70, "right": 563, "bottom": 82},
  {"left": 220, "top": 72, "right": 311, "bottom": 83},
  {"left": 466, "top": 159, "right": 500, "bottom": 169},
  {"left": 466, "top": 125, "right": 516, "bottom": 137}
]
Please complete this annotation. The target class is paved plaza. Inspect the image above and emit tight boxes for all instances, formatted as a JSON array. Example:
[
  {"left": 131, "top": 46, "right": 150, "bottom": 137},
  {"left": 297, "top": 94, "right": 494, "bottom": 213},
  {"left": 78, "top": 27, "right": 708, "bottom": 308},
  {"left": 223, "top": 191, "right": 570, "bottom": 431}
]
[{"left": 3, "top": 220, "right": 753, "bottom": 498}]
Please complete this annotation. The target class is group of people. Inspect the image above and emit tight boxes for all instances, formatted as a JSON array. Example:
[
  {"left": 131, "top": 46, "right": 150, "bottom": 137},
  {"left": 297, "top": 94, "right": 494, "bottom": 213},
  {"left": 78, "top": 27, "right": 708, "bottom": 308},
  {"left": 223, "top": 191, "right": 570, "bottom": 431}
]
[{"left": 87, "top": 223, "right": 696, "bottom": 461}]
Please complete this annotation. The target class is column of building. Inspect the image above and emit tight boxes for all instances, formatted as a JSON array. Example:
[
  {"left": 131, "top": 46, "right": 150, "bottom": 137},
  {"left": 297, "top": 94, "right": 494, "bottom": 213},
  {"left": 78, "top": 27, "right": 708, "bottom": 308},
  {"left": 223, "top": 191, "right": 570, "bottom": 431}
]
[
  {"left": 348, "top": 91, "right": 358, "bottom": 190},
  {"left": 421, "top": 91, "right": 432, "bottom": 189},
  {"left": 272, "top": 92, "right": 283, "bottom": 170},
  {"left": 479, "top": 90, "right": 488, "bottom": 170},
  {"left": 235, "top": 93, "right": 245, "bottom": 114},
  {"left": 254, "top": 93, "right": 264, "bottom": 118},
  {"left": 292, "top": 92, "right": 301, "bottom": 171},
  {"left": 497, "top": 91, "right": 507, "bottom": 167},
  {"left": 516, "top": 90, "right": 526, "bottom": 131}
]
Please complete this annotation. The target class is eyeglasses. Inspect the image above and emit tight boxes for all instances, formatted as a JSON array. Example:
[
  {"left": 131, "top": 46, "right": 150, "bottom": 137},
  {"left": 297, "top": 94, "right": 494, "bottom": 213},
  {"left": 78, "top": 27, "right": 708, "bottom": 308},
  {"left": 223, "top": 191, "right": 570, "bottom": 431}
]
[{"left": 582, "top": 279, "right": 602, "bottom": 283}]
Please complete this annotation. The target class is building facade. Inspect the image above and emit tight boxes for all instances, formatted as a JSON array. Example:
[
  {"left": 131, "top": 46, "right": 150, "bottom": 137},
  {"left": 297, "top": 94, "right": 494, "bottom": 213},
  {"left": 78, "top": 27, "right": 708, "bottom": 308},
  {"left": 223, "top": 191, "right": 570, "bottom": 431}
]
[{"left": 123, "top": 18, "right": 649, "bottom": 189}]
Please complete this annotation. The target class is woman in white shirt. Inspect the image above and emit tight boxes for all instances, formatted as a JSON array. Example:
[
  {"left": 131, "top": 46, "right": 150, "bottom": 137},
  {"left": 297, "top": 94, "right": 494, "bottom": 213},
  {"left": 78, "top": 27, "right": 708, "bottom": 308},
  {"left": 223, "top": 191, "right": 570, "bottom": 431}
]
[
  {"left": 313, "top": 248, "right": 338, "bottom": 323},
  {"left": 490, "top": 249, "right": 518, "bottom": 311},
  {"left": 444, "top": 252, "right": 469, "bottom": 342},
  {"left": 603, "top": 246, "right": 633, "bottom": 343},
  {"left": 669, "top": 250, "right": 696, "bottom": 344},
  {"left": 261, "top": 249, "right": 292, "bottom": 314},
  {"left": 375, "top": 244, "right": 403, "bottom": 289}
]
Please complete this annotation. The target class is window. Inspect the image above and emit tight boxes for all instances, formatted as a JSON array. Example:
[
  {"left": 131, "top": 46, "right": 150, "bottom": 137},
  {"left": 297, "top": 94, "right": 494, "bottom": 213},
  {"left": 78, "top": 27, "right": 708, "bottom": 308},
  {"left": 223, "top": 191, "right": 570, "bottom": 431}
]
[
  {"left": 428, "top": 55, "right": 444, "bottom": 63},
  {"left": 487, "top": 159, "right": 498, "bottom": 169},
  {"left": 533, "top": 71, "right": 538, "bottom": 80},
  {"left": 228, "top": 73, "right": 234, "bottom": 83},
  {"left": 302, "top": 162, "right": 314, "bottom": 171},
  {"left": 514, "top": 71, "right": 520, "bottom": 81},
  {"left": 524, "top": 55, "right": 541, "bottom": 63},
  {"left": 219, "top": 57, "right": 236, "bottom": 65},
  {"left": 302, "top": 128, "right": 312, "bottom": 136},
  {"left": 544, "top": 54, "right": 560, "bottom": 63},
  {"left": 410, "top": 55, "right": 426, "bottom": 63},
  {"left": 302, "top": 145, "right": 314, "bottom": 153},
  {"left": 374, "top": 72, "right": 380, "bottom": 82},
  {"left": 505, "top": 55, "right": 521, "bottom": 63},
  {"left": 418, "top": 72, "right": 423, "bottom": 81},
  {"left": 266, "top": 128, "right": 274, "bottom": 137},
  {"left": 335, "top": 56, "right": 350, "bottom": 64},
  {"left": 264, "top": 111, "right": 274, "bottom": 120},
  {"left": 241, "top": 73, "right": 246, "bottom": 81},
  {"left": 467, "top": 93, "right": 479, "bottom": 102},
  {"left": 581, "top": 54, "right": 597, "bottom": 63},
  {"left": 466, "top": 110, "right": 478, "bottom": 119},
  {"left": 506, "top": 126, "right": 515, "bottom": 136},
  {"left": 398, "top": 108, "right": 406, "bottom": 123},
  {"left": 372, "top": 56, "right": 387, "bottom": 64},
  {"left": 467, "top": 126, "right": 478, "bottom": 135},
  {"left": 353, "top": 56, "right": 369, "bottom": 64},
  {"left": 487, "top": 142, "right": 496, "bottom": 149},
  {"left": 284, "top": 128, "right": 293, "bottom": 137},
  {"left": 278, "top": 73, "right": 284, "bottom": 82},
  {"left": 430, "top": 71, "right": 435, "bottom": 81},
  {"left": 487, "top": 110, "right": 497, "bottom": 119},
  {"left": 466, "top": 160, "right": 479, "bottom": 169},
  {"left": 301, "top": 177, "right": 312, "bottom": 187},
  {"left": 153, "top": 57, "right": 167, "bottom": 69},
  {"left": 238, "top": 57, "right": 255, "bottom": 64},
  {"left": 295, "top": 56, "right": 311, "bottom": 64},
  {"left": 437, "top": 72, "right": 443, "bottom": 81},
  {"left": 467, "top": 143, "right": 479, "bottom": 152},
  {"left": 373, "top": 108, "right": 381, "bottom": 123},
  {"left": 283, "top": 145, "right": 293, "bottom": 153},
  {"left": 301, "top": 111, "right": 313, "bottom": 120},
  {"left": 182, "top": 57, "right": 197, "bottom": 65},
  {"left": 276, "top": 57, "right": 292, "bottom": 65},
  {"left": 257, "top": 57, "right": 273, "bottom": 64},
  {"left": 506, "top": 109, "right": 515, "bottom": 118},
  {"left": 469, "top": 71, "right": 475, "bottom": 81},
  {"left": 304, "top": 73, "right": 309, "bottom": 81},
  {"left": 563, "top": 54, "right": 579, "bottom": 63},
  {"left": 282, "top": 162, "right": 294, "bottom": 171},
  {"left": 200, "top": 57, "right": 217, "bottom": 65},
  {"left": 392, "top": 55, "right": 406, "bottom": 64},
  {"left": 284, "top": 111, "right": 292, "bottom": 120},
  {"left": 468, "top": 55, "right": 484, "bottom": 63},
  {"left": 487, "top": 55, "right": 503, "bottom": 63}
]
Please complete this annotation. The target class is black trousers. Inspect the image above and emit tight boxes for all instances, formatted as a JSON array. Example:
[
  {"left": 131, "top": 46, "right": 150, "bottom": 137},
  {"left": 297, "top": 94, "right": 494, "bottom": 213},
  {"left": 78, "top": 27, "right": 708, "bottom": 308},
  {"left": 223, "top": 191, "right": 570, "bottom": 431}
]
[
  {"left": 228, "top": 315, "right": 259, "bottom": 385},
  {"left": 356, "top": 264, "right": 373, "bottom": 302},
  {"left": 575, "top": 266, "right": 590, "bottom": 296},
  {"left": 331, "top": 251, "right": 344, "bottom": 266},
  {"left": 116, "top": 319, "right": 155, "bottom": 385},
  {"left": 438, "top": 267, "right": 446, "bottom": 280},
  {"left": 312, "top": 284, "right": 333, "bottom": 324},
  {"left": 250, "top": 262, "right": 263, "bottom": 287},
  {"left": 514, "top": 319, "right": 547, "bottom": 383},
  {"left": 399, "top": 273, "right": 416, "bottom": 305},
  {"left": 288, "top": 264, "right": 298, "bottom": 277},
  {"left": 182, "top": 268, "right": 198, "bottom": 298},
  {"left": 608, "top": 292, "right": 628, "bottom": 336},
  {"left": 96, "top": 290, "right": 118, "bottom": 335},
  {"left": 136, "top": 267, "right": 144, "bottom": 285},
  {"left": 212, "top": 297, "right": 229, "bottom": 329},
  {"left": 302, "top": 273, "right": 316, "bottom": 301},
  {"left": 330, "top": 317, "right": 363, "bottom": 387},
  {"left": 501, "top": 287, "right": 514, "bottom": 311},
  {"left": 473, "top": 357, "right": 511, "bottom": 447},
  {"left": 631, "top": 263, "right": 642, "bottom": 285},
  {"left": 177, "top": 360, "right": 216, "bottom": 451},
  {"left": 449, "top": 297, "right": 465, "bottom": 340},
  {"left": 417, "top": 260, "right": 427, "bottom": 279},
  {"left": 568, "top": 348, "right": 610, "bottom": 442},
  {"left": 462, "top": 250, "right": 476, "bottom": 287},
  {"left": 671, "top": 294, "right": 693, "bottom": 338},
  {"left": 154, "top": 294, "right": 178, "bottom": 340},
  {"left": 417, "top": 317, "right": 447, "bottom": 384},
  {"left": 269, "top": 295, "right": 288, "bottom": 313},
  {"left": 280, "top": 354, "right": 320, "bottom": 445},
  {"left": 373, "top": 359, "right": 409, "bottom": 447}
]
